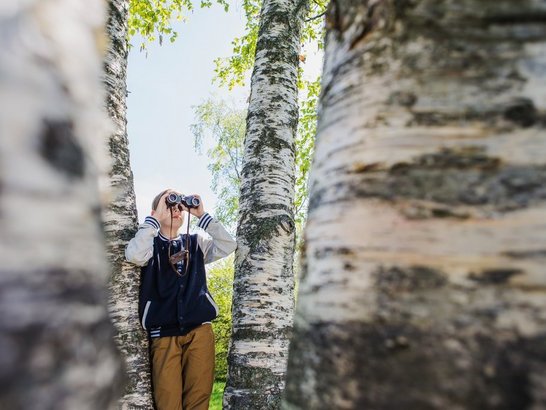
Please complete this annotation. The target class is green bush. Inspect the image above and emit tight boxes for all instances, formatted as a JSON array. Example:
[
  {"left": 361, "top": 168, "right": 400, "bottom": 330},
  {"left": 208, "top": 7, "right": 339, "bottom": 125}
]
[
  {"left": 207, "top": 256, "right": 234, "bottom": 382},
  {"left": 209, "top": 380, "right": 225, "bottom": 409}
]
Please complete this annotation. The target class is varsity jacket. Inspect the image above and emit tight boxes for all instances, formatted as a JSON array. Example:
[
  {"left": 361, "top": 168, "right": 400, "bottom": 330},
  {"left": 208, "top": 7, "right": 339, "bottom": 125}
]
[{"left": 125, "top": 213, "right": 236, "bottom": 338}]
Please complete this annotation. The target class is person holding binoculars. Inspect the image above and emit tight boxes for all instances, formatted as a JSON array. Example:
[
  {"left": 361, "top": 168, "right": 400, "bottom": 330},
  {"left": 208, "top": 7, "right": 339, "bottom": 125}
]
[{"left": 126, "top": 189, "right": 236, "bottom": 410}]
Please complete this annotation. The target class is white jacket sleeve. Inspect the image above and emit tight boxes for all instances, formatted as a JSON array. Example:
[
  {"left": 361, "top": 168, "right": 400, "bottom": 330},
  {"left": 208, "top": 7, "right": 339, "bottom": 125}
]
[
  {"left": 196, "top": 213, "right": 236, "bottom": 264},
  {"left": 125, "top": 216, "right": 160, "bottom": 267}
]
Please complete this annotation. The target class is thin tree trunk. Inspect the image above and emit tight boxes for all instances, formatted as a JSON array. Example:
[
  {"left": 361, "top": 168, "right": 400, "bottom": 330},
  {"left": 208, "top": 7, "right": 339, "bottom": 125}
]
[
  {"left": 103, "top": 0, "right": 153, "bottom": 408},
  {"left": 284, "top": 0, "right": 546, "bottom": 408},
  {"left": 224, "top": 0, "right": 308, "bottom": 408},
  {"left": 0, "top": 1, "right": 123, "bottom": 408}
]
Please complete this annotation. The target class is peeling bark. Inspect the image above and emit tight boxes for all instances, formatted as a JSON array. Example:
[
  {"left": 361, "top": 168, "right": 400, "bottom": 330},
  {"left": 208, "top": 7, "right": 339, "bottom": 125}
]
[
  {"left": 224, "top": 0, "right": 309, "bottom": 408},
  {"left": 285, "top": 1, "right": 546, "bottom": 408},
  {"left": 0, "top": 1, "right": 122, "bottom": 408}
]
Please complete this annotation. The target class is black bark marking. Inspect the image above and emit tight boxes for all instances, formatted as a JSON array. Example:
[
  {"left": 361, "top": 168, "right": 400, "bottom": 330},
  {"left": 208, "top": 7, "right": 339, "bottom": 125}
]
[
  {"left": 224, "top": 383, "right": 282, "bottom": 409},
  {"left": 411, "top": 104, "right": 544, "bottom": 127},
  {"left": 312, "top": 168, "right": 546, "bottom": 214},
  {"left": 389, "top": 91, "right": 418, "bottom": 107},
  {"left": 392, "top": 147, "right": 501, "bottom": 171},
  {"left": 285, "top": 321, "right": 546, "bottom": 409},
  {"left": 469, "top": 269, "right": 523, "bottom": 284},
  {"left": 308, "top": 146, "right": 546, "bottom": 213},
  {"left": 237, "top": 214, "right": 295, "bottom": 248},
  {"left": 484, "top": 13, "right": 546, "bottom": 25},
  {"left": 348, "top": 162, "right": 385, "bottom": 173},
  {"left": 325, "top": 0, "right": 341, "bottom": 32},
  {"left": 349, "top": 0, "right": 389, "bottom": 49},
  {"left": 430, "top": 206, "right": 470, "bottom": 219},
  {"left": 314, "top": 246, "right": 355, "bottom": 259},
  {"left": 343, "top": 262, "right": 356, "bottom": 271},
  {"left": 398, "top": 202, "right": 471, "bottom": 220},
  {"left": 502, "top": 250, "right": 546, "bottom": 259},
  {"left": 40, "top": 119, "right": 85, "bottom": 178},
  {"left": 503, "top": 98, "right": 537, "bottom": 128},
  {"left": 232, "top": 326, "right": 292, "bottom": 343},
  {"left": 375, "top": 265, "right": 448, "bottom": 293}
]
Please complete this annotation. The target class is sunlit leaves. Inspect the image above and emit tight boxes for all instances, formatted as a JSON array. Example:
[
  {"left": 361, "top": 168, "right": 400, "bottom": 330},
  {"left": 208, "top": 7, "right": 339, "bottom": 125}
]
[
  {"left": 213, "top": 0, "right": 261, "bottom": 89},
  {"left": 214, "top": 0, "right": 325, "bottom": 88},
  {"left": 128, "top": 0, "right": 229, "bottom": 49},
  {"left": 294, "top": 75, "right": 320, "bottom": 227},
  {"left": 302, "top": 0, "right": 327, "bottom": 48}
]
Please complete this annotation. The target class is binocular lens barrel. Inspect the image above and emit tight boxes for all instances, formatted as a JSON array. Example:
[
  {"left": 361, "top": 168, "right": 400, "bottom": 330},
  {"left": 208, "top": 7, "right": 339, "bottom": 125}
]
[
  {"left": 166, "top": 193, "right": 179, "bottom": 204},
  {"left": 165, "top": 193, "right": 201, "bottom": 209},
  {"left": 188, "top": 197, "right": 200, "bottom": 207}
]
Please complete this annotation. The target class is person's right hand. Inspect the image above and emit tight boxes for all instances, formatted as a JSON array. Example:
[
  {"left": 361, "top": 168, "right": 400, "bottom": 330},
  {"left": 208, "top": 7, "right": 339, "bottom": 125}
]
[{"left": 151, "top": 190, "right": 178, "bottom": 226}]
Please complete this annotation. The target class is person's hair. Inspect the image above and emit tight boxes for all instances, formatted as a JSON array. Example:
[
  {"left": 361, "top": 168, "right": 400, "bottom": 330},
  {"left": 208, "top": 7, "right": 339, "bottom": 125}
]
[{"left": 151, "top": 189, "right": 171, "bottom": 211}]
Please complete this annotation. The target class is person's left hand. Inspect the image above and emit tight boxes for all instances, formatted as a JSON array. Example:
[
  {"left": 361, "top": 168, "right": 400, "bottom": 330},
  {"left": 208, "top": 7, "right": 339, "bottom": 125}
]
[{"left": 187, "top": 194, "right": 205, "bottom": 218}]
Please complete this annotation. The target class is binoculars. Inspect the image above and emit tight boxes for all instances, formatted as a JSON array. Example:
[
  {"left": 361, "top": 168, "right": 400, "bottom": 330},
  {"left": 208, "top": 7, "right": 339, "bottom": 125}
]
[{"left": 165, "top": 193, "right": 201, "bottom": 209}]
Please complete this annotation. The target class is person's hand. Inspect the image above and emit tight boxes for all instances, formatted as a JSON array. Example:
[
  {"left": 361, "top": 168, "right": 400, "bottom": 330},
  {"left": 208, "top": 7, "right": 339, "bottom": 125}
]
[
  {"left": 152, "top": 190, "right": 181, "bottom": 226},
  {"left": 187, "top": 194, "right": 205, "bottom": 218}
]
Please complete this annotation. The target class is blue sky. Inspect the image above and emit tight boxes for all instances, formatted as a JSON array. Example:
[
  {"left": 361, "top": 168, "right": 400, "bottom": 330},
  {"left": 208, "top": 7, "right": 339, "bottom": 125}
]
[{"left": 127, "top": 4, "right": 248, "bottom": 222}]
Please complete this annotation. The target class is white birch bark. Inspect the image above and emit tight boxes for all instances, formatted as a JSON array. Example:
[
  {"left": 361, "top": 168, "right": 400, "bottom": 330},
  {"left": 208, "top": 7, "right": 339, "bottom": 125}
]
[
  {"left": 284, "top": 0, "right": 546, "bottom": 408},
  {"left": 224, "top": 0, "right": 308, "bottom": 408},
  {"left": 102, "top": 0, "right": 153, "bottom": 408},
  {"left": 0, "top": 0, "right": 122, "bottom": 408}
]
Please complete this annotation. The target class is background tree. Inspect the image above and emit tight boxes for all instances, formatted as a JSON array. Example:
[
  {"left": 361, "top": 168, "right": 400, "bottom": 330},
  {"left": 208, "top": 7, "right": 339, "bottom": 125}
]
[
  {"left": 214, "top": 0, "right": 326, "bottom": 90},
  {"left": 192, "top": 99, "right": 246, "bottom": 233},
  {"left": 191, "top": 98, "right": 312, "bottom": 406},
  {"left": 223, "top": 0, "right": 310, "bottom": 407},
  {"left": 284, "top": 1, "right": 546, "bottom": 408},
  {"left": 213, "top": 0, "right": 326, "bottom": 231},
  {"left": 192, "top": 90, "right": 319, "bottom": 236},
  {"left": 104, "top": 2, "right": 233, "bottom": 407},
  {"left": 0, "top": 1, "right": 123, "bottom": 408},
  {"left": 103, "top": 0, "right": 154, "bottom": 408}
]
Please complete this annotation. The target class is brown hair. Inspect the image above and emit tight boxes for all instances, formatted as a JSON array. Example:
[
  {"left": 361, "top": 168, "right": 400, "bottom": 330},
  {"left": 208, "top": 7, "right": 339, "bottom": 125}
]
[{"left": 151, "top": 189, "right": 171, "bottom": 211}]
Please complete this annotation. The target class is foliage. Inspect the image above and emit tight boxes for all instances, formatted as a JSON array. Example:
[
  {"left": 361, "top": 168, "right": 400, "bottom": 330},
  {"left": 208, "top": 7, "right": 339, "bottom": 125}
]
[
  {"left": 213, "top": 0, "right": 260, "bottom": 89},
  {"left": 214, "top": 0, "right": 327, "bottom": 89},
  {"left": 207, "top": 257, "right": 235, "bottom": 381},
  {"left": 191, "top": 99, "right": 246, "bottom": 234},
  {"left": 294, "top": 76, "right": 320, "bottom": 228},
  {"left": 209, "top": 380, "right": 225, "bottom": 409},
  {"left": 128, "top": 0, "right": 229, "bottom": 49},
  {"left": 191, "top": 93, "right": 316, "bottom": 233},
  {"left": 190, "top": 90, "right": 320, "bottom": 289}
]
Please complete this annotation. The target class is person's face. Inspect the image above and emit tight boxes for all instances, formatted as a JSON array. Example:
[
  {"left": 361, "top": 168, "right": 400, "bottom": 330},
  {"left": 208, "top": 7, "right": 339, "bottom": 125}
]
[{"left": 153, "top": 190, "right": 186, "bottom": 230}]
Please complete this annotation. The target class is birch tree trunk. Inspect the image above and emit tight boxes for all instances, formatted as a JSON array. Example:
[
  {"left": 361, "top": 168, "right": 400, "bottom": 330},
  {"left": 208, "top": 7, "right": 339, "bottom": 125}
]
[
  {"left": 284, "top": 0, "right": 546, "bottom": 408},
  {"left": 0, "top": 1, "right": 123, "bottom": 408},
  {"left": 102, "top": 0, "right": 153, "bottom": 408},
  {"left": 224, "top": 0, "right": 308, "bottom": 408}
]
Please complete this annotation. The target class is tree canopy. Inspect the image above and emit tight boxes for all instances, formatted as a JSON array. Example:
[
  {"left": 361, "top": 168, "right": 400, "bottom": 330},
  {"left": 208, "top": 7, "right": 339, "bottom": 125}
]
[{"left": 128, "top": 0, "right": 229, "bottom": 47}]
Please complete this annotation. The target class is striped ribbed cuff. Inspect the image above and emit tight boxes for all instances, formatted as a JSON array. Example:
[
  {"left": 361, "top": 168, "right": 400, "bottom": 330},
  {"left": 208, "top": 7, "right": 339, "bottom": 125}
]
[
  {"left": 197, "top": 213, "right": 213, "bottom": 231},
  {"left": 144, "top": 216, "right": 160, "bottom": 230}
]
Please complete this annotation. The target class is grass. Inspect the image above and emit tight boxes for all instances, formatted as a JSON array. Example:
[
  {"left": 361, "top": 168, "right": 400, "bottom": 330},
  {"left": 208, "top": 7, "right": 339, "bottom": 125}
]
[{"left": 209, "top": 380, "right": 225, "bottom": 410}]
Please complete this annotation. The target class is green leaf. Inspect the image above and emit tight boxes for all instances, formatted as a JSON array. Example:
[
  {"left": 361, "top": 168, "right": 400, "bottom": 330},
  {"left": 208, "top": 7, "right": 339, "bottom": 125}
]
[{"left": 128, "top": 0, "right": 229, "bottom": 48}]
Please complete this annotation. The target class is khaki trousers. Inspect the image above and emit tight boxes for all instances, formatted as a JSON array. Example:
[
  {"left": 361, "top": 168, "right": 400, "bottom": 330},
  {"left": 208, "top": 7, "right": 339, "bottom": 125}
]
[{"left": 150, "top": 324, "right": 215, "bottom": 410}]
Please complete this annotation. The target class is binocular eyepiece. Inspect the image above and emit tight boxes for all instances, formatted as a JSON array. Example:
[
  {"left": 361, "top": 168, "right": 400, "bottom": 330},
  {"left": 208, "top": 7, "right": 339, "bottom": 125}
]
[{"left": 165, "top": 193, "right": 201, "bottom": 209}]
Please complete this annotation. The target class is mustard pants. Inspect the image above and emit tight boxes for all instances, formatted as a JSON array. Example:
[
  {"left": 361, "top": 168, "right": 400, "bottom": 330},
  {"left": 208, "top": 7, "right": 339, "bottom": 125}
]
[{"left": 150, "top": 324, "right": 215, "bottom": 410}]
